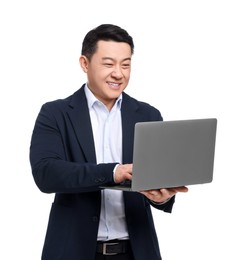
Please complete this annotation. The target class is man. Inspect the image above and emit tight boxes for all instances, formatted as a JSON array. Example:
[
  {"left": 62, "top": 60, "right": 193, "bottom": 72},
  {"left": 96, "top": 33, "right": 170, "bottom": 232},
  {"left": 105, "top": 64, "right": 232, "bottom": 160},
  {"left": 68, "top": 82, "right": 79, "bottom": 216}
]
[{"left": 30, "top": 24, "right": 188, "bottom": 260}]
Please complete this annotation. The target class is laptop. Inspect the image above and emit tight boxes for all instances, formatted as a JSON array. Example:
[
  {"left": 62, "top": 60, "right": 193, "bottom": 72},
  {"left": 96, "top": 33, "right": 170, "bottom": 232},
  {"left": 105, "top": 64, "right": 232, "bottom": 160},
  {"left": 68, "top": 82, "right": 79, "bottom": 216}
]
[{"left": 101, "top": 118, "right": 217, "bottom": 191}]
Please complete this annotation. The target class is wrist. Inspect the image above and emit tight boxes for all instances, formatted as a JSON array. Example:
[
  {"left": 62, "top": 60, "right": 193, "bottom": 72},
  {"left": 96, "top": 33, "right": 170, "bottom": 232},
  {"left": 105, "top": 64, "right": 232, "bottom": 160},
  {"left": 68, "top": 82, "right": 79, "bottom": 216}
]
[{"left": 151, "top": 197, "right": 171, "bottom": 205}]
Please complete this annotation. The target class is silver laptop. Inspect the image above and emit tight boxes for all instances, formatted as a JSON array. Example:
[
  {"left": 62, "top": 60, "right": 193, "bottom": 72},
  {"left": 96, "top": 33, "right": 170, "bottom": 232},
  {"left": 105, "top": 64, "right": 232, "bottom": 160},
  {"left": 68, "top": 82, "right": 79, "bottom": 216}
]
[{"left": 101, "top": 118, "right": 217, "bottom": 191}]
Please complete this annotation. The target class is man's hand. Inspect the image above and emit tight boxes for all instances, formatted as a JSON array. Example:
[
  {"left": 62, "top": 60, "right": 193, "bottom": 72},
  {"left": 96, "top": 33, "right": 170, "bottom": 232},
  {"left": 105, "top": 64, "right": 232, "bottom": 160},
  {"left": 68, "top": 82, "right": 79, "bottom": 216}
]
[
  {"left": 140, "top": 186, "right": 188, "bottom": 203},
  {"left": 114, "top": 164, "right": 133, "bottom": 183}
]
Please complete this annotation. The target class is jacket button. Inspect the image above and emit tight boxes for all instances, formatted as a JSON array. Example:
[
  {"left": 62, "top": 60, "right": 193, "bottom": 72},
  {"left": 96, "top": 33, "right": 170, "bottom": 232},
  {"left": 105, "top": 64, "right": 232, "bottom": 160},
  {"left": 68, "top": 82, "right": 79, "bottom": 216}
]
[{"left": 95, "top": 177, "right": 105, "bottom": 183}]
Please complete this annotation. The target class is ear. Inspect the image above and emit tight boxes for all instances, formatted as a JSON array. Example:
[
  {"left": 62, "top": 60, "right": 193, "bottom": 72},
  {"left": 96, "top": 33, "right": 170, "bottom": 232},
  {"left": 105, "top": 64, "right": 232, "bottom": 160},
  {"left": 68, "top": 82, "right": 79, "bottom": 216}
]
[{"left": 79, "top": 55, "right": 89, "bottom": 73}]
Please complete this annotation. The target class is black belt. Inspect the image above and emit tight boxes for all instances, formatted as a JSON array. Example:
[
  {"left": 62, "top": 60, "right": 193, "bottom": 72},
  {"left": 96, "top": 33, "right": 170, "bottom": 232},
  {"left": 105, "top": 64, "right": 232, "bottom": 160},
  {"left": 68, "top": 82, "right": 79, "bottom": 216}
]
[{"left": 96, "top": 240, "right": 131, "bottom": 255}]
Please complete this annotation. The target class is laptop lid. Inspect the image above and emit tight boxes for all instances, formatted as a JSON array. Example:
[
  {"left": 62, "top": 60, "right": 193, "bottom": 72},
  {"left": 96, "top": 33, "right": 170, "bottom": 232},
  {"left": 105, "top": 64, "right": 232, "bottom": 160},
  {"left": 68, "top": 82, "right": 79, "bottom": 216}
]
[{"left": 131, "top": 118, "right": 217, "bottom": 191}]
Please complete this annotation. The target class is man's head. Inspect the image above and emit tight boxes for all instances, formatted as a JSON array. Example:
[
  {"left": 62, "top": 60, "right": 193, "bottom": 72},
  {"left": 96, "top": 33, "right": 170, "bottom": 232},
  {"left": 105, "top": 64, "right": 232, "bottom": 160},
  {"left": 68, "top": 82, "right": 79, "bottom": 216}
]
[{"left": 80, "top": 24, "right": 134, "bottom": 110}]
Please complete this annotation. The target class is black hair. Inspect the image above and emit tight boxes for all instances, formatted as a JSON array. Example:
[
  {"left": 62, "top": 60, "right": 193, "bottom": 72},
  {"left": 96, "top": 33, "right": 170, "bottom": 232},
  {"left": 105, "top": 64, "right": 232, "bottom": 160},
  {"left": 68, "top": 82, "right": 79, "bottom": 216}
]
[{"left": 81, "top": 24, "right": 134, "bottom": 60}]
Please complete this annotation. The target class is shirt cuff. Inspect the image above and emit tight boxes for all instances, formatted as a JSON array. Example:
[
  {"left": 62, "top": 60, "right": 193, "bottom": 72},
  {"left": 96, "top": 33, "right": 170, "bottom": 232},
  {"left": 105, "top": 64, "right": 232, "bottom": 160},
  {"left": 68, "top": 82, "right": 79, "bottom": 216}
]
[{"left": 113, "top": 164, "right": 120, "bottom": 182}]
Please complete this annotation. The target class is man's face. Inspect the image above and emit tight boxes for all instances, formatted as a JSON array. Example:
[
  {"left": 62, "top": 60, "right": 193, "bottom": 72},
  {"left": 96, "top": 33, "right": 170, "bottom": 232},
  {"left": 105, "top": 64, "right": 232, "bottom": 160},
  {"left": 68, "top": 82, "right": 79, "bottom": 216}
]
[{"left": 81, "top": 40, "right": 132, "bottom": 110}]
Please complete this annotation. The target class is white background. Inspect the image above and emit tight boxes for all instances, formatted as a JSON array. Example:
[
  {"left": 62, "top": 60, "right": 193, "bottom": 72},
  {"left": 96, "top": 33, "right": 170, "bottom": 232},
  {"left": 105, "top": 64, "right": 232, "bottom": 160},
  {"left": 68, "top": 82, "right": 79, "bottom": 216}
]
[{"left": 1, "top": 0, "right": 243, "bottom": 259}]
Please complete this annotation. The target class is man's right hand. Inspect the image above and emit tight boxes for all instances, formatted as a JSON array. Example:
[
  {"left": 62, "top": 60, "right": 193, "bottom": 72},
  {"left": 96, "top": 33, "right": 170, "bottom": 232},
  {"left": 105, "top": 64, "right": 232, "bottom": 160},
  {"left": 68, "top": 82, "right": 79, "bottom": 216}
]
[{"left": 114, "top": 164, "right": 133, "bottom": 183}]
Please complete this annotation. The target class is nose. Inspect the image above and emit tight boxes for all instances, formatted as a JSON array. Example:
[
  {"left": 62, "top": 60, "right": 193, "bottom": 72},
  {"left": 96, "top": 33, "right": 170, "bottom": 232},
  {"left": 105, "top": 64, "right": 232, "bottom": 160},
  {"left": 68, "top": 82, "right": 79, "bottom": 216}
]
[{"left": 111, "top": 66, "right": 123, "bottom": 78}]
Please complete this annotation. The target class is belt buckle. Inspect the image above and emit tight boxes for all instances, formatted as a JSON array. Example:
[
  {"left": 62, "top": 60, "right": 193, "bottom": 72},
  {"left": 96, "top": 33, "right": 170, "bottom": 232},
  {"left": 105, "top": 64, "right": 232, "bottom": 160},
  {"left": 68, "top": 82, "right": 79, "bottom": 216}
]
[{"left": 103, "top": 242, "right": 119, "bottom": 255}]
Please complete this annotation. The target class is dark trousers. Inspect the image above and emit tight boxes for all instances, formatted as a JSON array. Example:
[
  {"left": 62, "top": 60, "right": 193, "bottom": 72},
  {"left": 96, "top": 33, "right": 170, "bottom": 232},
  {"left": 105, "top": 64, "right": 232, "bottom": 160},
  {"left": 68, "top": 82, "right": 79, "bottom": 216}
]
[{"left": 95, "top": 251, "right": 134, "bottom": 260}]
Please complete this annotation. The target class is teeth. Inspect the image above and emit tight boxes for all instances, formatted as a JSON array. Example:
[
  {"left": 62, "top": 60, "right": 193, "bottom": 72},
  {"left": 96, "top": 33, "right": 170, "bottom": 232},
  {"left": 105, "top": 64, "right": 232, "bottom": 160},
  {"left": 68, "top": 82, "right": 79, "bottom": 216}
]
[{"left": 109, "top": 82, "right": 119, "bottom": 87}]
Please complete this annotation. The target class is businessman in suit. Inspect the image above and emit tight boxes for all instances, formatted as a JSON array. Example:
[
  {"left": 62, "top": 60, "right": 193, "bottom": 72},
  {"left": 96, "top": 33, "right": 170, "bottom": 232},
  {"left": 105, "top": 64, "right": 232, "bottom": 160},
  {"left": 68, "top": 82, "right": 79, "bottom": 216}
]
[{"left": 30, "top": 24, "right": 188, "bottom": 260}]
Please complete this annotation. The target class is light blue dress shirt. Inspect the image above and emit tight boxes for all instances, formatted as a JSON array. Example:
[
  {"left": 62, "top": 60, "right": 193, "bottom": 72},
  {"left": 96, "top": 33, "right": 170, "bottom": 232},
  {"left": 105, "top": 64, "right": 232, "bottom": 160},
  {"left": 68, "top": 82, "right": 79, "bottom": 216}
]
[{"left": 84, "top": 85, "right": 129, "bottom": 241}]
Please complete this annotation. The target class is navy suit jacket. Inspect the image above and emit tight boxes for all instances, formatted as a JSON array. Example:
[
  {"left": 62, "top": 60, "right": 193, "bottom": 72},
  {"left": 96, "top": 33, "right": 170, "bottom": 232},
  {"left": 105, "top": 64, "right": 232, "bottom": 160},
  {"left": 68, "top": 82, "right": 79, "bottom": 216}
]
[{"left": 30, "top": 85, "right": 175, "bottom": 260}]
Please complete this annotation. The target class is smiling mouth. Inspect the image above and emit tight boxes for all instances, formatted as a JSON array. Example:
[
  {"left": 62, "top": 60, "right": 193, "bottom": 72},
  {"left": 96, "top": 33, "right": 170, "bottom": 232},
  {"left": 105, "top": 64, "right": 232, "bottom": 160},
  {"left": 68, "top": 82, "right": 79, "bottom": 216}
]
[{"left": 108, "top": 82, "right": 120, "bottom": 89}]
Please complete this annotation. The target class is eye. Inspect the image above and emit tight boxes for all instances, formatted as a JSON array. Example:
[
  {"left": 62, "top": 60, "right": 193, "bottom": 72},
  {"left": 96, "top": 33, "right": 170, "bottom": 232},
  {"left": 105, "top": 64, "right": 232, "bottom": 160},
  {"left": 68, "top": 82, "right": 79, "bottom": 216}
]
[
  {"left": 104, "top": 63, "right": 113, "bottom": 68},
  {"left": 122, "top": 63, "right": 130, "bottom": 69}
]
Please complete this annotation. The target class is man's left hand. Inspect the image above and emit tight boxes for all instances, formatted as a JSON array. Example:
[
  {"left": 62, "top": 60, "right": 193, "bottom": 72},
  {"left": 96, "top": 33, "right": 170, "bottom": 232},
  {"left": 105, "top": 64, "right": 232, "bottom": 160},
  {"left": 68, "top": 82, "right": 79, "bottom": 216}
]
[{"left": 140, "top": 186, "right": 188, "bottom": 204}]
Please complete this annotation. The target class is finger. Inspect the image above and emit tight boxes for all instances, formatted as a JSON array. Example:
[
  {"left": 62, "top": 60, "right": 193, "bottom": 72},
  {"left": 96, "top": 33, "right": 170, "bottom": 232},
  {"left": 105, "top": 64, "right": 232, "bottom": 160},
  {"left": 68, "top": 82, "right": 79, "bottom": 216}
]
[
  {"left": 141, "top": 189, "right": 171, "bottom": 203},
  {"left": 140, "top": 190, "right": 156, "bottom": 199},
  {"left": 179, "top": 186, "right": 188, "bottom": 192},
  {"left": 126, "top": 173, "right": 132, "bottom": 180},
  {"left": 169, "top": 186, "right": 188, "bottom": 193}
]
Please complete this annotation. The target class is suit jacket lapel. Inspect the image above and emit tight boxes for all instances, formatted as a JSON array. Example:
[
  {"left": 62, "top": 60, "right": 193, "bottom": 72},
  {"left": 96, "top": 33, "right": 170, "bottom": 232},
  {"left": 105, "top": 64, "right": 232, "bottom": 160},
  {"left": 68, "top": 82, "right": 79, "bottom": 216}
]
[
  {"left": 66, "top": 88, "right": 139, "bottom": 164},
  {"left": 67, "top": 85, "right": 97, "bottom": 163},
  {"left": 121, "top": 93, "right": 139, "bottom": 164}
]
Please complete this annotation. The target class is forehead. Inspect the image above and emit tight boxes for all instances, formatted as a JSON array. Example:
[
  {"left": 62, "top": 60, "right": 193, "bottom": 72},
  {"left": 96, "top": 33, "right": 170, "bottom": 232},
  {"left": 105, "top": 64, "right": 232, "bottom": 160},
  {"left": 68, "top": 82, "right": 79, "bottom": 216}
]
[{"left": 95, "top": 40, "right": 132, "bottom": 58}]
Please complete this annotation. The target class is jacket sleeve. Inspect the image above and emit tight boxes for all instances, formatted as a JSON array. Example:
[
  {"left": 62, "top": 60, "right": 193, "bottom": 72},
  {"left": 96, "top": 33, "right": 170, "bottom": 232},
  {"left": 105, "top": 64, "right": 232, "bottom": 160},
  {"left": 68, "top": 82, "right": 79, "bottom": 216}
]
[
  {"left": 149, "top": 196, "right": 175, "bottom": 213},
  {"left": 29, "top": 103, "right": 117, "bottom": 194}
]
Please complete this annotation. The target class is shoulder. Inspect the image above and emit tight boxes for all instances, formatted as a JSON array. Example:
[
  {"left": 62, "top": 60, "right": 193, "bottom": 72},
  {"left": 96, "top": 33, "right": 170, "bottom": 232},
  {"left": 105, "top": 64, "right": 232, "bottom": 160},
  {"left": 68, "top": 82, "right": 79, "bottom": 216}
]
[
  {"left": 40, "top": 86, "right": 85, "bottom": 113},
  {"left": 41, "top": 95, "right": 71, "bottom": 111},
  {"left": 122, "top": 92, "right": 163, "bottom": 121}
]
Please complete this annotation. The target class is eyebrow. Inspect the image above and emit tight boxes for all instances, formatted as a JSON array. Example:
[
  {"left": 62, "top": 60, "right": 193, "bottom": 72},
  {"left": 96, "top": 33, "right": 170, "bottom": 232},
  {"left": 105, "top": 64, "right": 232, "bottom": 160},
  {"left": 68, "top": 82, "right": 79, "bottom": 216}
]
[{"left": 102, "top": 57, "right": 131, "bottom": 62}]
